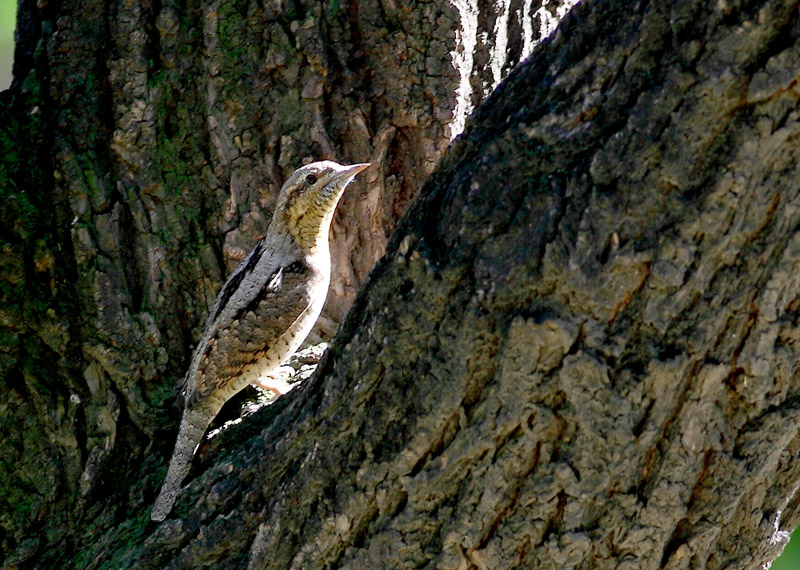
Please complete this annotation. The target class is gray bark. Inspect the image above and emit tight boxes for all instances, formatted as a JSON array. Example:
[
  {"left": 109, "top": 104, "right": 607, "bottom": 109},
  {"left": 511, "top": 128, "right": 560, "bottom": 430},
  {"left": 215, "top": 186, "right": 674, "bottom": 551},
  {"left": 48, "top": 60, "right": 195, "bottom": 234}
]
[
  {"left": 4, "top": 0, "right": 800, "bottom": 568},
  {"left": 1, "top": 0, "right": 572, "bottom": 566}
]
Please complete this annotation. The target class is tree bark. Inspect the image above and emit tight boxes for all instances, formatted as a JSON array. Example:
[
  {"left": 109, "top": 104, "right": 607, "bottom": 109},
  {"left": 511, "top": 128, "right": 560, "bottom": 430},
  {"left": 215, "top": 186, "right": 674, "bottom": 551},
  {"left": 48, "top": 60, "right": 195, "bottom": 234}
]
[{"left": 4, "top": 0, "right": 800, "bottom": 568}]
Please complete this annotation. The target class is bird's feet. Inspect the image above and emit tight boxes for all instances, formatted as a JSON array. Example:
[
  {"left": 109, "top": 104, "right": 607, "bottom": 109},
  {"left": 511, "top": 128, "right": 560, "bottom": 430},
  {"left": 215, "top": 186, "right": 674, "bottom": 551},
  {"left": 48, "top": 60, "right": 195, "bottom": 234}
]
[{"left": 252, "top": 365, "right": 297, "bottom": 396}]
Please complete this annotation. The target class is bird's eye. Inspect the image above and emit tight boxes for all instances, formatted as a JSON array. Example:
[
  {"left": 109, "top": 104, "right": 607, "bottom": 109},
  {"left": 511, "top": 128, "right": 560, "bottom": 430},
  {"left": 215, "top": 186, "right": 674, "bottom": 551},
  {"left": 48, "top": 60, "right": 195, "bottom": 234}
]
[{"left": 305, "top": 174, "right": 318, "bottom": 185}]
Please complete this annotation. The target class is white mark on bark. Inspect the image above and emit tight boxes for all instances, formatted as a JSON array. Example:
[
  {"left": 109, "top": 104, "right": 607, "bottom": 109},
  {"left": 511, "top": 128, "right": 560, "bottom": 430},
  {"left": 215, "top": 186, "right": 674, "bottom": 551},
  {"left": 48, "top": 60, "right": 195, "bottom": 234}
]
[
  {"left": 768, "top": 508, "right": 792, "bottom": 546},
  {"left": 449, "top": 0, "right": 581, "bottom": 139},
  {"left": 524, "top": 0, "right": 582, "bottom": 61},
  {"left": 449, "top": 0, "right": 478, "bottom": 139},
  {"left": 489, "top": 0, "right": 512, "bottom": 91}
]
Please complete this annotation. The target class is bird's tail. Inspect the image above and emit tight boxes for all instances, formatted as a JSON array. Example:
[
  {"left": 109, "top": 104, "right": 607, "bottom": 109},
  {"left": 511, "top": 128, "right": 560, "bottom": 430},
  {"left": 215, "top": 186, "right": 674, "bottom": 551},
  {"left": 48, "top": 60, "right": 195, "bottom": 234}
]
[{"left": 151, "top": 406, "right": 211, "bottom": 521}]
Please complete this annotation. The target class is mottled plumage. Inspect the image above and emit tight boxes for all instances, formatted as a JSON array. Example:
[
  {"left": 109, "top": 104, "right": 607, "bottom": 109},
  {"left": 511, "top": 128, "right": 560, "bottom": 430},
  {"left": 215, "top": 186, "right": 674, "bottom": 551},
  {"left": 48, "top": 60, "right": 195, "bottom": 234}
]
[{"left": 151, "top": 161, "right": 369, "bottom": 521}]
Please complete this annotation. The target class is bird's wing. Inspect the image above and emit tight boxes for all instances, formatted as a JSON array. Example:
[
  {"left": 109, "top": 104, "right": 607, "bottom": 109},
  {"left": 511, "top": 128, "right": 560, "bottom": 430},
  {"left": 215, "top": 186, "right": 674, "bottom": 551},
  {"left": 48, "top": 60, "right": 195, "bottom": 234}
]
[
  {"left": 206, "top": 237, "right": 271, "bottom": 325},
  {"left": 182, "top": 241, "right": 317, "bottom": 407}
]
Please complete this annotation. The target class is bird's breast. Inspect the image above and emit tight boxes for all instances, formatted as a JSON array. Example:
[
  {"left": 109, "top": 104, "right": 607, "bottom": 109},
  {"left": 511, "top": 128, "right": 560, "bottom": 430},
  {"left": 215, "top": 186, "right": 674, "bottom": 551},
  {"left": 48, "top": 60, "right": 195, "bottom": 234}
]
[{"left": 194, "top": 255, "right": 330, "bottom": 405}]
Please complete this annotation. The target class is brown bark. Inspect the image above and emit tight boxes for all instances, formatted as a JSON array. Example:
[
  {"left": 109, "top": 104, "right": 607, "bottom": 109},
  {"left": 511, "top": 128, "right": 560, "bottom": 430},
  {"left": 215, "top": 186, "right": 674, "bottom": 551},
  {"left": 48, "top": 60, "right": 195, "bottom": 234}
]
[
  {"left": 1, "top": 0, "right": 571, "bottom": 566},
  {"left": 4, "top": 0, "right": 800, "bottom": 568}
]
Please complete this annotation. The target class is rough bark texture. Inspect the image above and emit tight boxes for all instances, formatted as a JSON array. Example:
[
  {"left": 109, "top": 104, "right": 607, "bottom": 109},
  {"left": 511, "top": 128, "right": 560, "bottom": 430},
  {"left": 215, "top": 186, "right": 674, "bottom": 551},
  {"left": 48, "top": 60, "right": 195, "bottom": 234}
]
[
  {"left": 0, "top": 0, "right": 572, "bottom": 566},
  {"left": 4, "top": 0, "right": 800, "bottom": 568}
]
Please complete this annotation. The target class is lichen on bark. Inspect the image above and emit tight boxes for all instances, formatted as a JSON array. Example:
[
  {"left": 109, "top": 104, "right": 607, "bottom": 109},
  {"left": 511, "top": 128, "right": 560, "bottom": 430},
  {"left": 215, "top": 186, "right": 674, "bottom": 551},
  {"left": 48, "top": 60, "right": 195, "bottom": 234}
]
[{"left": 7, "top": 0, "right": 800, "bottom": 569}]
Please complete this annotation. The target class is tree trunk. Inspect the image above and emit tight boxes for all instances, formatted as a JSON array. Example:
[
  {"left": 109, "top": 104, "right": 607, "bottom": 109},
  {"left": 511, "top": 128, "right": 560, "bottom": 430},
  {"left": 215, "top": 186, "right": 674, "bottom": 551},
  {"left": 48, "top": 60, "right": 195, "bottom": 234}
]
[{"left": 3, "top": 0, "right": 800, "bottom": 568}]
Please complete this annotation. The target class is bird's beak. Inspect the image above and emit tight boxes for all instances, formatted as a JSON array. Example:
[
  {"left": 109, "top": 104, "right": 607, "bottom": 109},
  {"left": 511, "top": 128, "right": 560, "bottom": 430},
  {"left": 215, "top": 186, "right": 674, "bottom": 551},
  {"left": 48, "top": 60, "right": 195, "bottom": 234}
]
[
  {"left": 343, "top": 163, "right": 371, "bottom": 177},
  {"left": 326, "top": 163, "right": 370, "bottom": 194}
]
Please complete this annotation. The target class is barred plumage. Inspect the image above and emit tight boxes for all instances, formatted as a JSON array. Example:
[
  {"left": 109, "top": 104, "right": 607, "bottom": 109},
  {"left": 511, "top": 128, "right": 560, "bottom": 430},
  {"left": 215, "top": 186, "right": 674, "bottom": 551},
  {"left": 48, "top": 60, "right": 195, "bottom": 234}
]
[{"left": 151, "top": 161, "right": 369, "bottom": 521}]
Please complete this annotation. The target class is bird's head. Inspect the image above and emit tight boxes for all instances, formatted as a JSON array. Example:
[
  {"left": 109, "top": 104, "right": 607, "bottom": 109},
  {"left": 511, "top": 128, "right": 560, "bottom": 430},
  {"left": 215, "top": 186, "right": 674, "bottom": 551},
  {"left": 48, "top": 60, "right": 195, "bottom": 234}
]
[{"left": 272, "top": 161, "right": 370, "bottom": 252}]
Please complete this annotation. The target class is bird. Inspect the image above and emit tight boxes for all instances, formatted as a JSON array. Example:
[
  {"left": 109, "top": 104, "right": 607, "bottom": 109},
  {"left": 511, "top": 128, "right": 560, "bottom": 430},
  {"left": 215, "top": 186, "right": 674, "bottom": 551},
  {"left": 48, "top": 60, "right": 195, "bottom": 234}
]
[{"left": 151, "top": 160, "right": 370, "bottom": 521}]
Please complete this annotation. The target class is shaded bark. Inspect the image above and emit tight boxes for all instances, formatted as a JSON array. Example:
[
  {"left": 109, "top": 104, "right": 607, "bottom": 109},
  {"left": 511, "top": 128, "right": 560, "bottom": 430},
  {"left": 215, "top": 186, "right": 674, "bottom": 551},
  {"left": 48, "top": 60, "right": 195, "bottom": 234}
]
[
  {"left": 4, "top": 0, "right": 800, "bottom": 568},
  {"left": 0, "top": 0, "right": 573, "bottom": 566}
]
